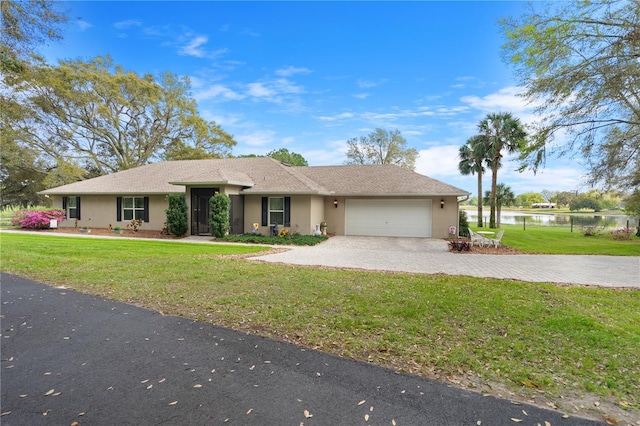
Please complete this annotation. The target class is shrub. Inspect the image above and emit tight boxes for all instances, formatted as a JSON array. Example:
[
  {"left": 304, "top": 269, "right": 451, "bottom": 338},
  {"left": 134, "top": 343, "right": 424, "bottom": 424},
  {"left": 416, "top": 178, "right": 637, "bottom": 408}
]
[
  {"left": 209, "top": 193, "right": 230, "bottom": 238},
  {"left": 448, "top": 240, "right": 471, "bottom": 252},
  {"left": 611, "top": 227, "right": 635, "bottom": 241},
  {"left": 278, "top": 228, "right": 289, "bottom": 237},
  {"left": 127, "top": 219, "right": 142, "bottom": 232},
  {"left": 220, "top": 233, "right": 327, "bottom": 246},
  {"left": 581, "top": 225, "right": 603, "bottom": 237},
  {"left": 458, "top": 210, "right": 470, "bottom": 237},
  {"left": 11, "top": 209, "right": 66, "bottom": 229},
  {"left": 165, "top": 193, "right": 188, "bottom": 236}
]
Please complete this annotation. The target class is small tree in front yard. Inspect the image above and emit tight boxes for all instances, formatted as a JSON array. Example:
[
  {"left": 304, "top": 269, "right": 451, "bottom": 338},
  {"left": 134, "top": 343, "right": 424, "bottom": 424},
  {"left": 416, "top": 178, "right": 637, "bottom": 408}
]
[
  {"left": 165, "top": 193, "right": 188, "bottom": 236},
  {"left": 209, "top": 193, "right": 230, "bottom": 238}
]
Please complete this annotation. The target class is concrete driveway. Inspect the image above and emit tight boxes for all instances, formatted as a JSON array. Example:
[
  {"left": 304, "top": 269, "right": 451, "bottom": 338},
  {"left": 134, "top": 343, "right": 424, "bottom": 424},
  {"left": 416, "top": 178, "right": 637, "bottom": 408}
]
[{"left": 251, "top": 236, "right": 640, "bottom": 288}]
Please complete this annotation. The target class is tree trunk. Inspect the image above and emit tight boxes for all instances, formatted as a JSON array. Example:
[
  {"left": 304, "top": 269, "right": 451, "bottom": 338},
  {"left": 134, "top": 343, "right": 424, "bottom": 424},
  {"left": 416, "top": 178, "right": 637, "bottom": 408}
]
[
  {"left": 490, "top": 162, "right": 498, "bottom": 228},
  {"left": 496, "top": 203, "right": 502, "bottom": 228},
  {"left": 477, "top": 170, "right": 483, "bottom": 227}
]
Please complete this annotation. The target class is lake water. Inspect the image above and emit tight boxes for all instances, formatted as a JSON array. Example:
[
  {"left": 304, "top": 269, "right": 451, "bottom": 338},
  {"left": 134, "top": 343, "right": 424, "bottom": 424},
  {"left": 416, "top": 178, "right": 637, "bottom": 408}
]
[{"left": 465, "top": 211, "right": 638, "bottom": 229}]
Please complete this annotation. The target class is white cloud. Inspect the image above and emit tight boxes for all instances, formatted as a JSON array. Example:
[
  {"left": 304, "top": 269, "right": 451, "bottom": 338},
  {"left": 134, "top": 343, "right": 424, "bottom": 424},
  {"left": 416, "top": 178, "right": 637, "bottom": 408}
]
[
  {"left": 178, "top": 35, "right": 228, "bottom": 58},
  {"left": 415, "top": 145, "right": 462, "bottom": 178},
  {"left": 114, "top": 19, "right": 141, "bottom": 30},
  {"left": 275, "top": 66, "right": 312, "bottom": 77},
  {"left": 316, "top": 112, "right": 355, "bottom": 122},
  {"left": 238, "top": 130, "right": 276, "bottom": 147},
  {"left": 194, "top": 84, "right": 244, "bottom": 101},
  {"left": 245, "top": 79, "right": 305, "bottom": 102},
  {"left": 77, "top": 20, "right": 92, "bottom": 31},
  {"left": 357, "top": 78, "right": 387, "bottom": 89},
  {"left": 247, "top": 82, "right": 276, "bottom": 98},
  {"left": 354, "top": 93, "right": 370, "bottom": 99},
  {"left": 460, "top": 86, "right": 531, "bottom": 114}
]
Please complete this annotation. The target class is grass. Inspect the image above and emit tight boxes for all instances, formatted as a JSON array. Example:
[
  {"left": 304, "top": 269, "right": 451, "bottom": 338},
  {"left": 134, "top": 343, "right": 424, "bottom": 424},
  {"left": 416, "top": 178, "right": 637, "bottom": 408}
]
[
  {"left": 471, "top": 224, "right": 640, "bottom": 256},
  {"left": 2, "top": 232, "right": 639, "bottom": 419}
]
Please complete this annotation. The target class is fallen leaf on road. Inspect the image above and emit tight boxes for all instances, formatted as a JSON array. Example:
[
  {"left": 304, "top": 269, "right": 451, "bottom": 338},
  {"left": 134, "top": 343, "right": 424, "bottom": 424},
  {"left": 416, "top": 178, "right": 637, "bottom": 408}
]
[
  {"left": 357, "top": 400, "right": 366, "bottom": 406},
  {"left": 304, "top": 410, "right": 313, "bottom": 418},
  {"left": 510, "top": 419, "right": 522, "bottom": 423},
  {"left": 168, "top": 401, "right": 178, "bottom": 406},
  {"left": 45, "top": 389, "right": 55, "bottom": 396},
  {"left": 605, "top": 418, "right": 618, "bottom": 425},
  {"left": 364, "top": 414, "right": 369, "bottom": 421},
  {"left": 246, "top": 408, "right": 253, "bottom": 415},
  {"left": 193, "top": 384, "right": 202, "bottom": 388}
]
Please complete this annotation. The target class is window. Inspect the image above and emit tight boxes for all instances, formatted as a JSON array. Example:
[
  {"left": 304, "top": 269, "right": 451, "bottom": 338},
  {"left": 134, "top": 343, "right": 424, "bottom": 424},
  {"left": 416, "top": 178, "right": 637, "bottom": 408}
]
[
  {"left": 261, "top": 196, "right": 290, "bottom": 227},
  {"left": 63, "top": 196, "right": 81, "bottom": 219},
  {"left": 269, "top": 197, "right": 284, "bottom": 225},
  {"left": 67, "top": 197, "right": 78, "bottom": 219},
  {"left": 123, "top": 197, "right": 145, "bottom": 221}
]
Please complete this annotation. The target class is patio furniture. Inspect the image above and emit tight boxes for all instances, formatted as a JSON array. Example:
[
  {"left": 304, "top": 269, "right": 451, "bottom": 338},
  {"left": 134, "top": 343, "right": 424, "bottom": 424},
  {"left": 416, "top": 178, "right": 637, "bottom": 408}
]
[
  {"left": 490, "top": 230, "right": 505, "bottom": 247},
  {"left": 469, "top": 229, "right": 491, "bottom": 247}
]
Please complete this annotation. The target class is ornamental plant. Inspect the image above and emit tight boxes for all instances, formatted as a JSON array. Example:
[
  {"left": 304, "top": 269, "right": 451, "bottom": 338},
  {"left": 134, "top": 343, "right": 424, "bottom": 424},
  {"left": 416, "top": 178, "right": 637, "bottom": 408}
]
[
  {"left": 610, "top": 227, "right": 635, "bottom": 241},
  {"left": 209, "top": 193, "right": 230, "bottom": 238},
  {"left": 580, "top": 225, "right": 603, "bottom": 237},
  {"left": 11, "top": 209, "right": 66, "bottom": 229},
  {"left": 165, "top": 193, "right": 188, "bottom": 236}
]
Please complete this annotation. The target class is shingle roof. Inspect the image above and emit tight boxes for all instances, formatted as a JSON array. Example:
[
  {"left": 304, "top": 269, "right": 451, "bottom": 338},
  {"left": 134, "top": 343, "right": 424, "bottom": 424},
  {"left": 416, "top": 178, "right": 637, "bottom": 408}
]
[
  {"left": 40, "top": 158, "right": 468, "bottom": 196},
  {"left": 296, "top": 164, "right": 468, "bottom": 196}
]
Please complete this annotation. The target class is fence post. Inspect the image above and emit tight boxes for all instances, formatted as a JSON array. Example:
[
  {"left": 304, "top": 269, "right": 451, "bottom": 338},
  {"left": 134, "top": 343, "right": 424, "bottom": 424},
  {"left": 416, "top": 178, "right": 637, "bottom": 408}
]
[
  {"left": 571, "top": 217, "right": 573, "bottom": 233},
  {"left": 523, "top": 216, "right": 526, "bottom": 231}
]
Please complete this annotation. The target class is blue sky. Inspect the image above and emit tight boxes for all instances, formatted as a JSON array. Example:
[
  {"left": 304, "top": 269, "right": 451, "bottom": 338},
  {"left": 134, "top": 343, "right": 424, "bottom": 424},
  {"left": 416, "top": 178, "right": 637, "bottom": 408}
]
[{"left": 41, "top": 1, "right": 586, "bottom": 196}]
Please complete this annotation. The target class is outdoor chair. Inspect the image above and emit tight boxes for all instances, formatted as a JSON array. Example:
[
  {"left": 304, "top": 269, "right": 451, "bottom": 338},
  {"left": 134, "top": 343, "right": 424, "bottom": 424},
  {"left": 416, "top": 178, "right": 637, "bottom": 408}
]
[
  {"left": 490, "top": 230, "right": 505, "bottom": 247},
  {"left": 469, "top": 229, "right": 490, "bottom": 247}
]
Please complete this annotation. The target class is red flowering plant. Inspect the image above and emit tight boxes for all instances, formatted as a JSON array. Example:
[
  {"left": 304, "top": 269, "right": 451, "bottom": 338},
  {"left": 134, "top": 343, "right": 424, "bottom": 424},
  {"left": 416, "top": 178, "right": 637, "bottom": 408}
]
[{"left": 11, "top": 209, "right": 66, "bottom": 230}]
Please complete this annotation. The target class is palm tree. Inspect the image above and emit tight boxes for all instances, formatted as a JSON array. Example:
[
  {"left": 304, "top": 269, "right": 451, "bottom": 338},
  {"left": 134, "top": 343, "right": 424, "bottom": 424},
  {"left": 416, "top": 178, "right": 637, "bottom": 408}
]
[
  {"left": 458, "top": 135, "right": 490, "bottom": 227},
  {"left": 483, "top": 183, "right": 515, "bottom": 228},
  {"left": 478, "top": 113, "right": 527, "bottom": 228}
]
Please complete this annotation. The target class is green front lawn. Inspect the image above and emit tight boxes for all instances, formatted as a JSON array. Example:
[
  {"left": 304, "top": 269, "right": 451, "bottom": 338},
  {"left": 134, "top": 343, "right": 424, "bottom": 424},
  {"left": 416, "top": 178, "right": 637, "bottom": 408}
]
[
  {"left": 2, "top": 233, "right": 639, "bottom": 420},
  {"left": 472, "top": 224, "right": 640, "bottom": 256}
]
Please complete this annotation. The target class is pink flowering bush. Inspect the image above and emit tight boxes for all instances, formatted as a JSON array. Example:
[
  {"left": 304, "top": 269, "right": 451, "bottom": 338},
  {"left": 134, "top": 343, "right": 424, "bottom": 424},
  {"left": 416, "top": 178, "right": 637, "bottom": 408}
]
[
  {"left": 610, "top": 227, "right": 635, "bottom": 241},
  {"left": 11, "top": 209, "right": 66, "bottom": 230}
]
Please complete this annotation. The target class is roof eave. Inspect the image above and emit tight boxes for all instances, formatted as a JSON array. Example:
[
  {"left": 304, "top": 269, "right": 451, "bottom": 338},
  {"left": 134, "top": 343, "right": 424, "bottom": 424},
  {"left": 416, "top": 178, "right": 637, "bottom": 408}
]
[
  {"left": 332, "top": 192, "right": 470, "bottom": 197},
  {"left": 38, "top": 190, "right": 185, "bottom": 195}
]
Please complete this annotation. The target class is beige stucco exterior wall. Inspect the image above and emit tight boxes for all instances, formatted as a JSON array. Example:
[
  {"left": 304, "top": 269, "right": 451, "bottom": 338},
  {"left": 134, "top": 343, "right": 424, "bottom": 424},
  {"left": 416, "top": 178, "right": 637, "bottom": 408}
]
[
  {"left": 242, "top": 194, "right": 326, "bottom": 236},
  {"left": 52, "top": 194, "right": 168, "bottom": 230},
  {"left": 323, "top": 196, "right": 459, "bottom": 239},
  {"left": 431, "top": 196, "right": 459, "bottom": 239},
  {"left": 323, "top": 196, "right": 345, "bottom": 236}
]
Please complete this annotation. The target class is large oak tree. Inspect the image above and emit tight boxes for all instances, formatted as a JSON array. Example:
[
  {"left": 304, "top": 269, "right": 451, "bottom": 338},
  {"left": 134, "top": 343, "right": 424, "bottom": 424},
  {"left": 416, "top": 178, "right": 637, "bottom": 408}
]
[
  {"left": 501, "top": 0, "right": 640, "bottom": 191},
  {"left": 345, "top": 128, "right": 418, "bottom": 170},
  {"left": 12, "top": 56, "right": 236, "bottom": 174}
]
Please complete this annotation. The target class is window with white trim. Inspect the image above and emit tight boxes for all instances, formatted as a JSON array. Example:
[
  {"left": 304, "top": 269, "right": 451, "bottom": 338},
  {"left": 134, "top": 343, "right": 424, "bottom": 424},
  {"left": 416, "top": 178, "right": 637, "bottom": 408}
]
[
  {"left": 67, "top": 197, "right": 78, "bottom": 219},
  {"left": 269, "top": 197, "right": 284, "bottom": 225},
  {"left": 123, "top": 197, "right": 145, "bottom": 221}
]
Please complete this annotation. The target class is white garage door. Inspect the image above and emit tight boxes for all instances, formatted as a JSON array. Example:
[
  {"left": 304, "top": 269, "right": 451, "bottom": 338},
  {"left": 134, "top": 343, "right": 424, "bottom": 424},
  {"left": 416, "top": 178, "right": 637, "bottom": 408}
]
[{"left": 345, "top": 199, "right": 432, "bottom": 237}]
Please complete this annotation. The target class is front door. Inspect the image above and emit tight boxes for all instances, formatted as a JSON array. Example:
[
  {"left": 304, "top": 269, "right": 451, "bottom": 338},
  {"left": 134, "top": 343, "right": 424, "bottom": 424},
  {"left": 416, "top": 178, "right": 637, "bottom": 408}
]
[
  {"left": 229, "top": 195, "right": 244, "bottom": 235},
  {"left": 191, "top": 188, "right": 219, "bottom": 235}
]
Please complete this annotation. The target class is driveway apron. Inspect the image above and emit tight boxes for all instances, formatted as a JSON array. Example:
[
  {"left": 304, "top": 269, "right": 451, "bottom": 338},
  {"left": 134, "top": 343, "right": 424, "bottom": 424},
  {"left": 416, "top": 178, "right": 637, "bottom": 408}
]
[{"left": 1, "top": 273, "right": 602, "bottom": 425}]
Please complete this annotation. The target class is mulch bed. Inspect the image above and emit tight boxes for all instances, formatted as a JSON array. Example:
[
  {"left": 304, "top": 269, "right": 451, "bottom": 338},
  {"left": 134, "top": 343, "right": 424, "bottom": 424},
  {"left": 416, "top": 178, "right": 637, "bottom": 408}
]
[{"left": 445, "top": 238, "right": 523, "bottom": 255}]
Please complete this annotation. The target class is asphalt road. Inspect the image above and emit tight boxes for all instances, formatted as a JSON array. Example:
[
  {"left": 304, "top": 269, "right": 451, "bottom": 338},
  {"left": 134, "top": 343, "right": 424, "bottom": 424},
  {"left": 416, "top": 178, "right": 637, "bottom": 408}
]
[{"left": 1, "top": 273, "right": 602, "bottom": 425}]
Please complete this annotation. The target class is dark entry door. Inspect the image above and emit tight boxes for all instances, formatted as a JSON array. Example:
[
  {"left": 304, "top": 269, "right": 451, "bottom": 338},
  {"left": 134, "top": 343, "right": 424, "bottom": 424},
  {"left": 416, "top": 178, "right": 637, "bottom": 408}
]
[
  {"left": 191, "top": 188, "right": 218, "bottom": 235},
  {"left": 229, "top": 195, "right": 244, "bottom": 235}
]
